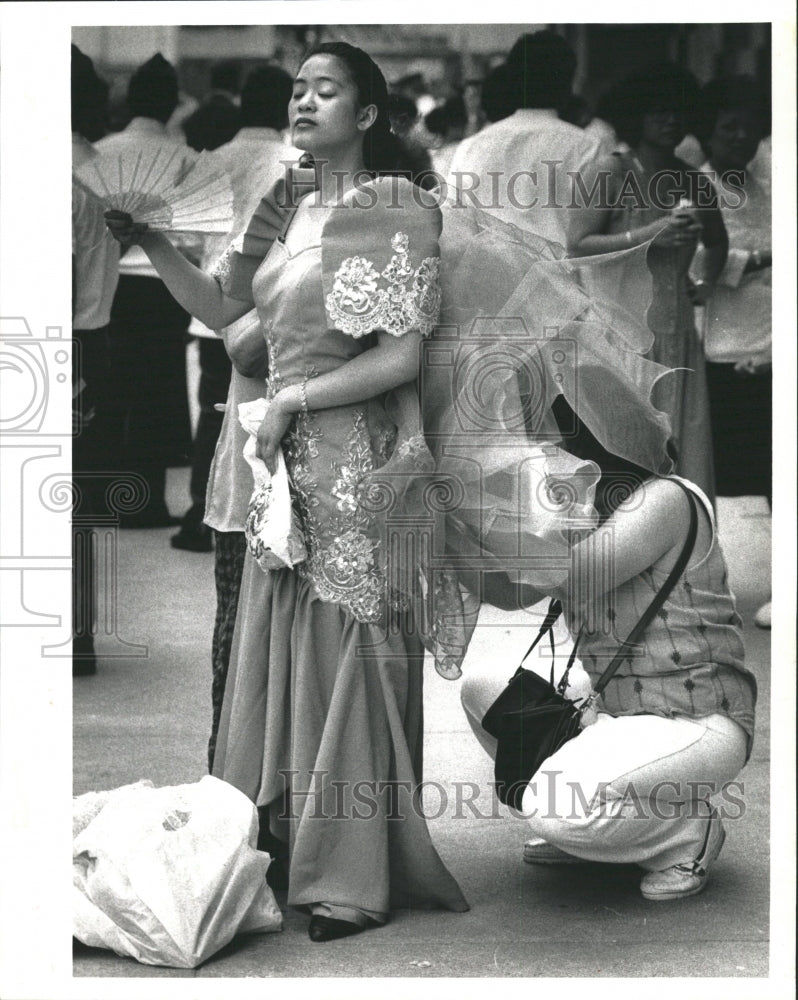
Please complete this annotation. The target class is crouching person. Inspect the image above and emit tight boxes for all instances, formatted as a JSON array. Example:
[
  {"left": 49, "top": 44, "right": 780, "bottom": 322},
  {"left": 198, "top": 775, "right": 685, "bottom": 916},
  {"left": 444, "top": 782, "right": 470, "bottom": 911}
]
[{"left": 461, "top": 426, "right": 756, "bottom": 901}]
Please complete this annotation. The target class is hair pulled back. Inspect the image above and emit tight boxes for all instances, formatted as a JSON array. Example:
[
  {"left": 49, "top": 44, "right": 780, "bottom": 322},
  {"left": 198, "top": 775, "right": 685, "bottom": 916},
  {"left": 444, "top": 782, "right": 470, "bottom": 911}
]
[
  {"left": 302, "top": 41, "right": 414, "bottom": 178},
  {"left": 551, "top": 396, "right": 657, "bottom": 523}
]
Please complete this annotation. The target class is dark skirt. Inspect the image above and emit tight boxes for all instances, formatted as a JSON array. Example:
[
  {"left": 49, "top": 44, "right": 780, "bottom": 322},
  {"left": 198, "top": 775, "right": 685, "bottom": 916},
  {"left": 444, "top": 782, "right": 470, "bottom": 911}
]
[{"left": 705, "top": 361, "right": 771, "bottom": 498}]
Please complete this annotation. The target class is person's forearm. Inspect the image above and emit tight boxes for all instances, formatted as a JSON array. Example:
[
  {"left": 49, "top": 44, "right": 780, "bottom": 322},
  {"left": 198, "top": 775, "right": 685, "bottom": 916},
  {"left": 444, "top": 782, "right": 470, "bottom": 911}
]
[
  {"left": 139, "top": 232, "right": 245, "bottom": 330},
  {"left": 694, "top": 240, "right": 727, "bottom": 286},
  {"left": 570, "top": 218, "right": 663, "bottom": 257},
  {"left": 275, "top": 333, "right": 421, "bottom": 414},
  {"left": 744, "top": 248, "right": 772, "bottom": 273},
  {"left": 554, "top": 479, "right": 685, "bottom": 606},
  {"left": 222, "top": 318, "right": 269, "bottom": 379}
]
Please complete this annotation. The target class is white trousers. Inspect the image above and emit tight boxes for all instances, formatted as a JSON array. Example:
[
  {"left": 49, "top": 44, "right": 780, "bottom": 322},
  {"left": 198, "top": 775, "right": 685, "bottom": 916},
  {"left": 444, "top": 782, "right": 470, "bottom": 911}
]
[{"left": 461, "top": 669, "right": 748, "bottom": 871}]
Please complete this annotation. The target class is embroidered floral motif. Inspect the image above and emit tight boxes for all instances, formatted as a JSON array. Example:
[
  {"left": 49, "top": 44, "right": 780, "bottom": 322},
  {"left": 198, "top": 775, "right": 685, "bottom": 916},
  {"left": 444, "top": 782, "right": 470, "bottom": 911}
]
[
  {"left": 245, "top": 481, "right": 273, "bottom": 554},
  {"left": 209, "top": 234, "right": 244, "bottom": 287},
  {"left": 397, "top": 433, "right": 430, "bottom": 465},
  {"left": 326, "top": 231, "right": 441, "bottom": 339},
  {"left": 331, "top": 415, "right": 374, "bottom": 519},
  {"left": 314, "top": 528, "right": 384, "bottom": 622},
  {"left": 263, "top": 326, "right": 285, "bottom": 399},
  {"left": 330, "top": 256, "right": 381, "bottom": 314},
  {"left": 287, "top": 409, "right": 386, "bottom": 624},
  {"left": 376, "top": 424, "right": 398, "bottom": 461},
  {"left": 209, "top": 246, "right": 233, "bottom": 286}
]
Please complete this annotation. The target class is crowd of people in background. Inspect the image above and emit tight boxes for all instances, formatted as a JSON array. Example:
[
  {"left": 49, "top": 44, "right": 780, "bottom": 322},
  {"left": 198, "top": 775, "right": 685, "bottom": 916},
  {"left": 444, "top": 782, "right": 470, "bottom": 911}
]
[{"left": 71, "top": 25, "right": 771, "bottom": 939}]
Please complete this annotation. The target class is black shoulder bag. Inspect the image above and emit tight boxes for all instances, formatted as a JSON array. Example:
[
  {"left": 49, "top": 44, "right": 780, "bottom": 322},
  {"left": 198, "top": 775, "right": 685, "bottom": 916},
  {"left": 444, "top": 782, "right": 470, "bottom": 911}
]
[{"left": 482, "top": 484, "right": 699, "bottom": 812}]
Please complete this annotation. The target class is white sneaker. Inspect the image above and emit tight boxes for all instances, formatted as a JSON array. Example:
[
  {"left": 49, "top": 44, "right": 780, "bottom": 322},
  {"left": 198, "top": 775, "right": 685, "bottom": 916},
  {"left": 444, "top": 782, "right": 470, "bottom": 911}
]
[
  {"left": 753, "top": 600, "right": 771, "bottom": 629},
  {"left": 523, "top": 837, "right": 586, "bottom": 865},
  {"left": 640, "top": 808, "right": 726, "bottom": 901}
]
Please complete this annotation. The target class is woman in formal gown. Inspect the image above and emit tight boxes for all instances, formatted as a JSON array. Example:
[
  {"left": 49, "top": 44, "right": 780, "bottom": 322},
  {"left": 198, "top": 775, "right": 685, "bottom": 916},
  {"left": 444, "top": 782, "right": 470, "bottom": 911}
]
[
  {"left": 107, "top": 41, "right": 472, "bottom": 943},
  {"left": 568, "top": 65, "right": 729, "bottom": 503}
]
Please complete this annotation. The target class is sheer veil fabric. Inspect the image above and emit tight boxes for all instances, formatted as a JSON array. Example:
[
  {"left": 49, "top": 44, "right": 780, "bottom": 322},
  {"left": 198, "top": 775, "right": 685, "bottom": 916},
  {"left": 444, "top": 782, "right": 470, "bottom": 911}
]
[
  {"left": 417, "top": 200, "right": 675, "bottom": 670},
  {"left": 218, "top": 170, "right": 674, "bottom": 680}
]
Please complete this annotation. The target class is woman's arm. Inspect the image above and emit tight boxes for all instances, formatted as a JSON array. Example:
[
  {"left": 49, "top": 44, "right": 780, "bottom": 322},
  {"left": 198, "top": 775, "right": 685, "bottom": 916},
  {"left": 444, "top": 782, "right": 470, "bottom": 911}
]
[
  {"left": 569, "top": 213, "right": 667, "bottom": 256},
  {"left": 105, "top": 215, "right": 251, "bottom": 330},
  {"left": 686, "top": 174, "right": 729, "bottom": 303},
  {"left": 255, "top": 330, "right": 422, "bottom": 471},
  {"left": 139, "top": 232, "right": 251, "bottom": 330},
  {"left": 221, "top": 313, "right": 268, "bottom": 379},
  {"left": 553, "top": 478, "right": 695, "bottom": 605},
  {"left": 568, "top": 157, "right": 705, "bottom": 257}
]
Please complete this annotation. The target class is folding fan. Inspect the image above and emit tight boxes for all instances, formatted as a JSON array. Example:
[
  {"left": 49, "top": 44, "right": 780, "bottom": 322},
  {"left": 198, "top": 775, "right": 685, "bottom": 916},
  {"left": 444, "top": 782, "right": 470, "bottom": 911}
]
[{"left": 74, "top": 147, "right": 234, "bottom": 234}]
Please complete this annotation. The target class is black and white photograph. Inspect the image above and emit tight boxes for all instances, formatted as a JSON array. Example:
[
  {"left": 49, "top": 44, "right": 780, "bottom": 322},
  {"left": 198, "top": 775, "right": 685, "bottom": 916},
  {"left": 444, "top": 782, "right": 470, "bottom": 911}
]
[{"left": 0, "top": 2, "right": 795, "bottom": 996}]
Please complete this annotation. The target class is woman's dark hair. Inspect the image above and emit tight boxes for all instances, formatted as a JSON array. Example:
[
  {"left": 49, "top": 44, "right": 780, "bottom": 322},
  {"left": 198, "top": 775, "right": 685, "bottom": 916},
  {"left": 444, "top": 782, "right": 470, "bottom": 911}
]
[
  {"left": 481, "top": 62, "right": 516, "bottom": 123},
  {"left": 71, "top": 44, "right": 110, "bottom": 142},
  {"left": 127, "top": 53, "right": 179, "bottom": 124},
  {"left": 387, "top": 92, "right": 419, "bottom": 136},
  {"left": 693, "top": 75, "right": 770, "bottom": 153},
  {"left": 301, "top": 41, "right": 414, "bottom": 178},
  {"left": 505, "top": 31, "right": 577, "bottom": 112},
  {"left": 424, "top": 95, "right": 467, "bottom": 139},
  {"left": 241, "top": 64, "right": 293, "bottom": 130},
  {"left": 210, "top": 60, "right": 241, "bottom": 96},
  {"left": 551, "top": 396, "right": 655, "bottom": 523},
  {"left": 603, "top": 63, "right": 700, "bottom": 148}
]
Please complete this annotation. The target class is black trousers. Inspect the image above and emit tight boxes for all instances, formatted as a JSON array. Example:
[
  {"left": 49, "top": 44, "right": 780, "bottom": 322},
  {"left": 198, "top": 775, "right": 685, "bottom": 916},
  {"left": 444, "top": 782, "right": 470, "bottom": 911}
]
[
  {"left": 72, "top": 327, "right": 113, "bottom": 641},
  {"left": 107, "top": 274, "right": 192, "bottom": 517},
  {"left": 705, "top": 361, "right": 771, "bottom": 500}
]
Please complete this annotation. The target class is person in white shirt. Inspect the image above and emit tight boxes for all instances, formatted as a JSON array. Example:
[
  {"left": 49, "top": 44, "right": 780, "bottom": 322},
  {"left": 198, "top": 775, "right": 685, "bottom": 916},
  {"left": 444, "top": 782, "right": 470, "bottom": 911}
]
[
  {"left": 693, "top": 77, "right": 772, "bottom": 628},
  {"left": 96, "top": 54, "right": 197, "bottom": 528},
  {"left": 71, "top": 45, "right": 120, "bottom": 674},
  {"left": 446, "top": 31, "right": 602, "bottom": 248}
]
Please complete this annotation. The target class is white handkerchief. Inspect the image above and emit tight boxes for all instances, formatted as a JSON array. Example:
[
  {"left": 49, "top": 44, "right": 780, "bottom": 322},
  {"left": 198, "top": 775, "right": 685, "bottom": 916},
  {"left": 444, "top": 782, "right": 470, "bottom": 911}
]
[{"left": 238, "top": 398, "right": 307, "bottom": 571}]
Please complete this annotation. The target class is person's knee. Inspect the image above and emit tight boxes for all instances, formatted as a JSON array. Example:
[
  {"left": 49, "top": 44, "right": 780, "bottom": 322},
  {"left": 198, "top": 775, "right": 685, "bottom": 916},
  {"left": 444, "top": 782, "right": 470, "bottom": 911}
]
[{"left": 460, "top": 674, "right": 488, "bottom": 723}]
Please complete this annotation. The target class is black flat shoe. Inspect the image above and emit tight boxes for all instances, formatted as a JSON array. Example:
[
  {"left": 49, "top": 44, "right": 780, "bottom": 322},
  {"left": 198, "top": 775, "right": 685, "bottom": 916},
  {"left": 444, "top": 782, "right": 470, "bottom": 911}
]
[{"left": 308, "top": 915, "right": 364, "bottom": 943}]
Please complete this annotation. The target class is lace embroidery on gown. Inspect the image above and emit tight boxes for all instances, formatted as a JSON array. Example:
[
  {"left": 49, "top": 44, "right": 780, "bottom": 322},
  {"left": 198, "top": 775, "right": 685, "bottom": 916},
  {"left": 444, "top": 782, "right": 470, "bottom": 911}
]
[
  {"left": 303, "top": 409, "right": 384, "bottom": 624},
  {"left": 325, "top": 231, "right": 441, "bottom": 338}
]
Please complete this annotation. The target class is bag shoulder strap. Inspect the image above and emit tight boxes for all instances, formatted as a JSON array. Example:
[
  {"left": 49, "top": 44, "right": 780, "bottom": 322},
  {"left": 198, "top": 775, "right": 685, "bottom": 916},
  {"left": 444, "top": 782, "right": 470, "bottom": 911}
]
[
  {"left": 591, "top": 481, "right": 699, "bottom": 696},
  {"left": 515, "top": 599, "right": 562, "bottom": 676}
]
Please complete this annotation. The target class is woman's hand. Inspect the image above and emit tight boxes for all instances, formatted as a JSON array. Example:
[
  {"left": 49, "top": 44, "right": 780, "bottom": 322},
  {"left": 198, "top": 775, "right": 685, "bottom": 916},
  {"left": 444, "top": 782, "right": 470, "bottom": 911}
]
[
  {"left": 651, "top": 212, "right": 703, "bottom": 250},
  {"left": 734, "top": 357, "right": 772, "bottom": 376},
  {"left": 745, "top": 248, "right": 772, "bottom": 273},
  {"left": 687, "top": 277, "right": 713, "bottom": 306},
  {"left": 105, "top": 210, "right": 149, "bottom": 247},
  {"left": 255, "top": 395, "right": 294, "bottom": 475}
]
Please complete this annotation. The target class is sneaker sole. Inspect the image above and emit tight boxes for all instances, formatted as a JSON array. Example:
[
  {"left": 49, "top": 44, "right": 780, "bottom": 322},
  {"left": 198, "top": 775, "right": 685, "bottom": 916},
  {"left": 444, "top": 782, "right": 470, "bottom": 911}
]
[
  {"left": 640, "top": 880, "right": 709, "bottom": 901},
  {"left": 641, "top": 817, "right": 726, "bottom": 900}
]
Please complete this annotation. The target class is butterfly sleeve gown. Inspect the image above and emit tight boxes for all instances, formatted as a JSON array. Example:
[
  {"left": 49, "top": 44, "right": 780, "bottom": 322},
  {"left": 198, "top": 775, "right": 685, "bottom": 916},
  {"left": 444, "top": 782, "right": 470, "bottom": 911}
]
[{"left": 211, "top": 175, "right": 468, "bottom": 925}]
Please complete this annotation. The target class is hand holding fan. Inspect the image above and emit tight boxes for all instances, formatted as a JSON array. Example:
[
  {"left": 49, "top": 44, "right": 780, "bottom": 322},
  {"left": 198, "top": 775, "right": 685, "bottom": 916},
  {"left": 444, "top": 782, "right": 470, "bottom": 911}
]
[{"left": 74, "top": 146, "right": 234, "bottom": 235}]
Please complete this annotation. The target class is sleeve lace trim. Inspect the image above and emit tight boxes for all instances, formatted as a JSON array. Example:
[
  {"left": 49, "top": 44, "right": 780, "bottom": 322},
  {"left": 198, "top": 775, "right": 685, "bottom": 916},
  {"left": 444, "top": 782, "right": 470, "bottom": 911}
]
[
  {"left": 325, "top": 231, "right": 441, "bottom": 339},
  {"left": 209, "top": 233, "right": 244, "bottom": 286}
]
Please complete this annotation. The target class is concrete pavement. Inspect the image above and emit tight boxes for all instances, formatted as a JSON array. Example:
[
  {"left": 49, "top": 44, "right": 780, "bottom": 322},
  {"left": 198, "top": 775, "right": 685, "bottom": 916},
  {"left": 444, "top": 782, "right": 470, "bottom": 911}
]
[{"left": 73, "top": 478, "right": 774, "bottom": 980}]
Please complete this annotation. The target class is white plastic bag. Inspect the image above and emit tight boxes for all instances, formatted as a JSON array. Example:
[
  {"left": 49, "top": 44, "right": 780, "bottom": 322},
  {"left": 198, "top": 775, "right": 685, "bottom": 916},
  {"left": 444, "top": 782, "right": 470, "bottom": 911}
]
[
  {"left": 73, "top": 776, "right": 282, "bottom": 968},
  {"left": 239, "top": 397, "right": 307, "bottom": 571}
]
